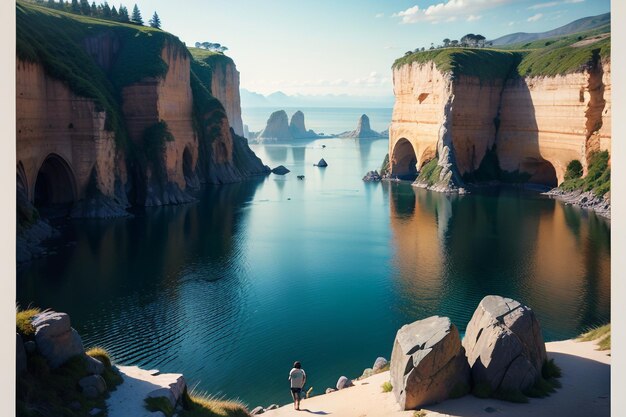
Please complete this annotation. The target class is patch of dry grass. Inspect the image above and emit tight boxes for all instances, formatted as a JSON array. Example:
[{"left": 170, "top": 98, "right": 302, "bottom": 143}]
[{"left": 579, "top": 324, "right": 611, "bottom": 351}]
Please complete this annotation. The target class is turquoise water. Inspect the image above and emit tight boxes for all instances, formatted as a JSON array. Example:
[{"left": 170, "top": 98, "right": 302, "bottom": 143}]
[
  {"left": 16, "top": 137, "right": 610, "bottom": 408},
  {"left": 242, "top": 107, "right": 393, "bottom": 134}
]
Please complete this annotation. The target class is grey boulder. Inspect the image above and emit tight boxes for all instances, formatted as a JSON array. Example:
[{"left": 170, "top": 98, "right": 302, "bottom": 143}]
[
  {"left": 32, "top": 311, "right": 84, "bottom": 368},
  {"left": 315, "top": 158, "right": 328, "bottom": 167},
  {"left": 462, "top": 295, "right": 547, "bottom": 393},
  {"left": 79, "top": 375, "right": 107, "bottom": 398},
  {"left": 336, "top": 376, "right": 354, "bottom": 390},
  {"left": 373, "top": 357, "right": 388, "bottom": 371},
  {"left": 266, "top": 404, "right": 279, "bottom": 410},
  {"left": 390, "top": 316, "right": 470, "bottom": 410},
  {"left": 84, "top": 354, "right": 104, "bottom": 375},
  {"left": 325, "top": 388, "right": 336, "bottom": 394}
]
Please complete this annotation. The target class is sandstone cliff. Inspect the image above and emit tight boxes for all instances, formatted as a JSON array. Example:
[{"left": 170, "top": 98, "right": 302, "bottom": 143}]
[
  {"left": 289, "top": 110, "right": 319, "bottom": 139},
  {"left": 16, "top": 2, "right": 268, "bottom": 231},
  {"left": 389, "top": 43, "right": 611, "bottom": 192}
]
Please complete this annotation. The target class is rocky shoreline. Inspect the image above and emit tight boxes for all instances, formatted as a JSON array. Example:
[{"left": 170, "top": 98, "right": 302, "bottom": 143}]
[{"left": 544, "top": 188, "right": 611, "bottom": 219}]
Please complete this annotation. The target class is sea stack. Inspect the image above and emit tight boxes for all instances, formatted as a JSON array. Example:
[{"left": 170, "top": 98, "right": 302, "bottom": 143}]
[
  {"left": 340, "top": 114, "right": 383, "bottom": 138},
  {"left": 289, "top": 110, "right": 318, "bottom": 139},
  {"left": 257, "top": 110, "right": 292, "bottom": 141}
]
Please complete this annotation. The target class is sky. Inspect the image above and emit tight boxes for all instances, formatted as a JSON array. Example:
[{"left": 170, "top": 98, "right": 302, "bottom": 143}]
[{"left": 126, "top": 0, "right": 609, "bottom": 97}]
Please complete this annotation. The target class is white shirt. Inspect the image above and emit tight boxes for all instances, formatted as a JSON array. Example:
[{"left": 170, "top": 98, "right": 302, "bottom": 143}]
[{"left": 289, "top": 368, "right": 306, "bottom": 388}]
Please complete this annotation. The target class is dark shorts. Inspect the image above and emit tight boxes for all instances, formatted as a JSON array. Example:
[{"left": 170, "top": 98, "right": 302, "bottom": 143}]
[{"left": 291, "top": 387, "right": 302, "bottom": 394}]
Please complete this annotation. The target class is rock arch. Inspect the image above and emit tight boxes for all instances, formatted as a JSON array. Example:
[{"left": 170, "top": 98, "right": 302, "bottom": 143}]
[
  {"left": 391, "top": 138, "right": 418, "bottom": 180},
  {"left": 34, "top": 154, "right": 77, "bottom": 213}
]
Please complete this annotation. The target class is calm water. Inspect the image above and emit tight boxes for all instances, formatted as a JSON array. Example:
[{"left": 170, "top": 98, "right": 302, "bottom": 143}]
[
  {"left": 241, "top": 107, "right": 393, "bottom": 134},
  {"left": 17, "top": 137, "right": 610, "bottom": 408}
]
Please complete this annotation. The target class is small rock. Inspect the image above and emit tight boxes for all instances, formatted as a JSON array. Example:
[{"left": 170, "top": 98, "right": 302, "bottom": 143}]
[
  {"left": 315, "top": 158, "right": 328, "bottom": 167},
  {"left": 24, "top": 341, "right": 36, "bottom": 353},
  {"left": 147, "top": 388, "right": 176, "bottom": 408},
  {"left": 266, "top": 404, "right": 279, "bottom": 410},
  {"left": 79, "top": 375, "right": 107, "bottom": 398},
  {"left": 362, "top": 170, "right": 382, "bottom": 182},
  {"left": 373, "top": 357, "right": 388, "bottom": 371},
  {"left": 250, "top": 406, "right": 265, "bottom": 415},
  {"left": 360, "top": 368, "right": 374, "bottom": 379},
  {"left": 84, "top": 354, "right": 104, "bottom": 375},
  {"left": 271, "top": 165, "right": 290, "bottom": 175},
  {"left": 325, "top": 388, "right": 337, "bottom": 394},
  {"left": 336, "top": 376, "right": 354, "bottom": 390},
  {"left": 297, "top": 175, "right": 305, "bottom": 180}
]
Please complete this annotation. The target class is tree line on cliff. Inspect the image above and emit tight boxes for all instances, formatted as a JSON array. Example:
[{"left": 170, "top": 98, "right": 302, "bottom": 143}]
[
  {"left": 30, "top": 0, "right": 161, "bottom": 28},
  {"left": 406, "top": 33, "right": 492, "bottom": 56}
]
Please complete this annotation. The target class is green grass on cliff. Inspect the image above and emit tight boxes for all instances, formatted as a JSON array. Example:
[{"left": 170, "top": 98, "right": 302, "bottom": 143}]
[
  {"left": 392, "top": 48, "right": 522, "bottom": 81},
  {"left": 16, "top": 306, "right": 41, "bottom": 339},
  {"left": 180, "top": 390, "right": 250, "bottom": 417},
  {"left": 393, "top": 24, "right": 610, "bottom": 79},
  {"left": 16, "top": 1, "right": 188, "bottom": 147}
]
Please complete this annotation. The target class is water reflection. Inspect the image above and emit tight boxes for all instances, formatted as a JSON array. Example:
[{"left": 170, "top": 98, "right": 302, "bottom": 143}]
[
  {"left": 17, "top": 179, "right": 265, "bottom": 367},
  {"left": 388, "top": 184, "right": 610, "bottom": 339}
]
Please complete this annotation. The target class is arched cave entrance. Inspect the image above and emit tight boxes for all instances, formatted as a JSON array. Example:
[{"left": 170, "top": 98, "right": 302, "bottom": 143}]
[
  {"left": 520, "top": 158, "right": 558, "bottom": 188},
  {"left": 391, "top": 138, "right": 418, "bottom": 181},
  {"left": 34, "top": 154, "right": 77, "bottom": 217},
  {"left": 183, "top": 147, "right": 199, "bottom": 189}
]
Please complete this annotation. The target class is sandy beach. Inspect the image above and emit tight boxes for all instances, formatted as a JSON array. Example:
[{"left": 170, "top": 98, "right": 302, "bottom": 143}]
[{"left": 264, "top": 339, "right": 610, "bottom": 417}]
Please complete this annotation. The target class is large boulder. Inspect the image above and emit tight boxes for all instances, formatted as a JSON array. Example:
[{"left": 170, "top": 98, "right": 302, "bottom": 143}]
[
  {"left": 315, "top": 158, "right": 328, "bottom": 167},
  {"left": 32, "top": 311, "right": 84, "bottom": 368},
  {"left": 390, "top": 316, "right": 470, "bottom": 410},
  {"left": 373, "top": 357, "right": 388, "bottom": 371},
  {"left": 462, "top": 295, "right": 547, "bottom": 394},
  {"left": 271, "top": 165, "right": 290, "bottom": 175}
]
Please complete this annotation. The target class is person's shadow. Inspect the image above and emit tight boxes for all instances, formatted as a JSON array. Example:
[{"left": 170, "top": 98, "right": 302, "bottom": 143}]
[{"left": 299, "top": 409, "right": 330, "bottom": 415}]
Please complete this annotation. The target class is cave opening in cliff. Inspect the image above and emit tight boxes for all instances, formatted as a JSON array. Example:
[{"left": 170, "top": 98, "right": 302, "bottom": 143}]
[
  {"left": 520, "top": 158, "right": 558, "bottom": 187},
  {"left": 391, "top": 138, "right": 418, "bottom": 181},
  {"left": 34, "top": 154, "right": 77, "bottom": 217}
]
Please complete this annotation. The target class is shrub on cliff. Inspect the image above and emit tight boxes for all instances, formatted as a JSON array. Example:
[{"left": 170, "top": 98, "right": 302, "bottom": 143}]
[
  {"left": 560, "top": 151, "right": 610, "bottom": 197},
  {"left": 565, "top": 160, "right": 583, "bottom": 180}
]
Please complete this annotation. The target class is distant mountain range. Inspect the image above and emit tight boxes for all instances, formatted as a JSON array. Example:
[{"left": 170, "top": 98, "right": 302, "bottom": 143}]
[
  {"left": 240, "top": 89, "right": 395, "bottom": 109},
  {"left": 491, "top": 12, "right": 610, "bottom": 46}
]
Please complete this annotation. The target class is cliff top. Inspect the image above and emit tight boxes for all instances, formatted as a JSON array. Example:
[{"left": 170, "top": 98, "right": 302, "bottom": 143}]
[
  {"left": 393, "top": 24, "right": 610, "bottom": 79},
  {"left": 188, "top": 47, "right": 234, "bottom": 67}
]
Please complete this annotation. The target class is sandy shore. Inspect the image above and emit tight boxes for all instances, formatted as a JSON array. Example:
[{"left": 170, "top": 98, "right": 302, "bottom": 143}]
[{"left": 264, "top": 339, "right": 610, "bottom": 417}]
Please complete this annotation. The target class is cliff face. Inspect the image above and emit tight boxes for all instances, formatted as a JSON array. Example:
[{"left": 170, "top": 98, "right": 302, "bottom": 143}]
[
  {"left": 16, "top": 3, "right": 268, "bottom": 220},
  {"left": 16, "top": 59, "right": 124, "bottom": 216},
  {"left": 389, "top": 57, "right": 611, "bottom": 189},
  {"left": 210, "top": 59, "right": 244, "bottom": 136}
]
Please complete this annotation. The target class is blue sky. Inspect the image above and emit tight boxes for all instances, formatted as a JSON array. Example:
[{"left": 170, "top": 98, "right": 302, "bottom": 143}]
[{"left": 129, "top": 0, "right": 610, "bottom": 97}]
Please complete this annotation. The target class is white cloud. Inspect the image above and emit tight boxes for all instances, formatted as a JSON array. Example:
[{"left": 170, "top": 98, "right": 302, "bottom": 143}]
[
  {"left": 527, "top": 13, "right": 543, "bottom": 22},
  {"left": 375, "top": 13, "right": 384, "bottom": 18},
  {"left": 353, "top": 71, "right": 390, "bottom": 87},
  {"left": 384, "top": 45, "right": 398, "bottom": 50},
  {"left": 529, "top": 0, "right": 584, "bottom": 9},
  {"left": 508, "top": 21, "right": 516, "bottom": 26},
  {"left": 393, "top": 0, "right": 512, "bottom": 24},
  {"left": 467, "top": 14, "right": 482, "bottom": 21}
]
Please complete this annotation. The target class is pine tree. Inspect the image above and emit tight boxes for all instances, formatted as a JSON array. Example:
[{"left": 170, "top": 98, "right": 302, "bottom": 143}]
[
  {"left": 102, "top": 2, "right": 111, "bottom": 18},
  {"left": 149, "top": 11, "right": 161, "bottom": 29},
  {"left": 80, "top": 0, "right": 90, "bottom": 14},
  {"left": 91, "top": 1, "right": 98, "bottom": 15},
  {"left": 71, "top": 0, "right": 80, "bottom": 13},
  {"left": 47, "top": 0, "right": 56, "bottom": 8},
  {"left": 118, "top": 5, "right": 129, "bottom": 22},
  {"left": 131, "top": 4, "right": 143, "bottom": 25},
  {"left": 111, "top": 5, "right": 118, "bottom": 19}
]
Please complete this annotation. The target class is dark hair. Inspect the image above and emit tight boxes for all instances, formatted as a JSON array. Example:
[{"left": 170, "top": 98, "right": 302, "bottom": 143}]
[{"left": 294, "top": 361, "right": 301, "bottom": 369}]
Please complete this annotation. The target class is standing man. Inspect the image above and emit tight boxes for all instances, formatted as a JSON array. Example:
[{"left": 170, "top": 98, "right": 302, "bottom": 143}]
[{"left": 289, "top": 361, "right": 307, "bottom": 410}]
